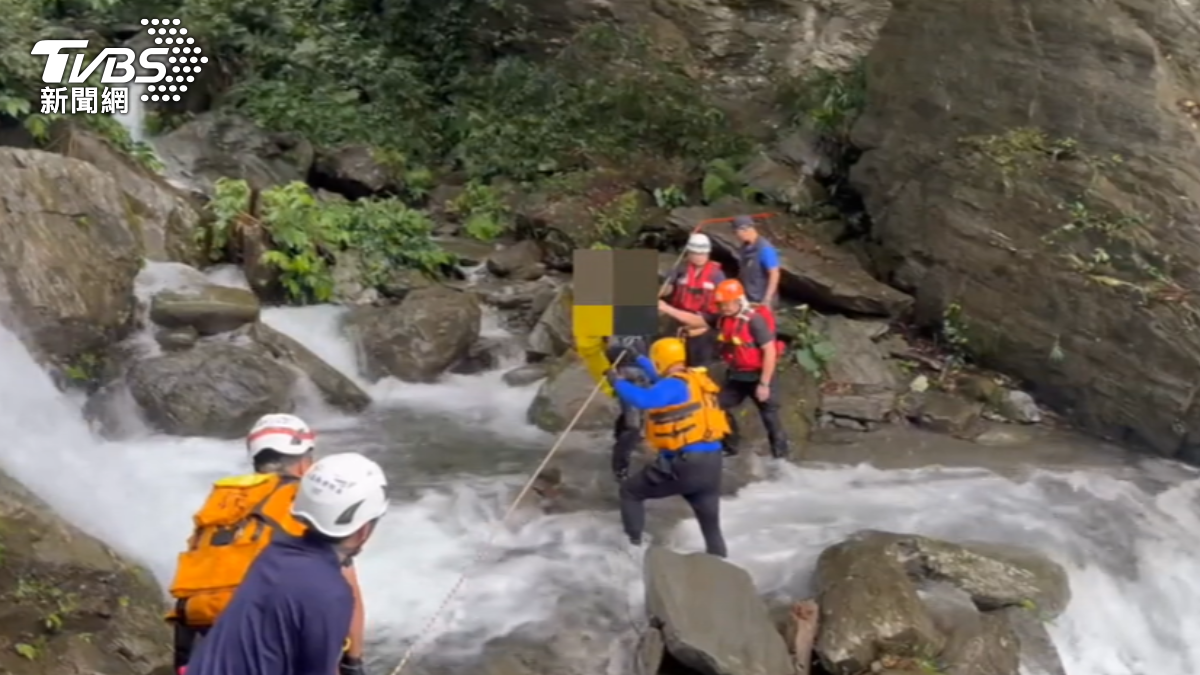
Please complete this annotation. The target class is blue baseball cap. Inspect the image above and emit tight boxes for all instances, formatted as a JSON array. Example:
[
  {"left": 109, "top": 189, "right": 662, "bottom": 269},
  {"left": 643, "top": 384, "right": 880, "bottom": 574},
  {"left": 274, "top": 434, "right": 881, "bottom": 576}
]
[{"left": 732, "top": 215, "right": 755, "bottom": 230}]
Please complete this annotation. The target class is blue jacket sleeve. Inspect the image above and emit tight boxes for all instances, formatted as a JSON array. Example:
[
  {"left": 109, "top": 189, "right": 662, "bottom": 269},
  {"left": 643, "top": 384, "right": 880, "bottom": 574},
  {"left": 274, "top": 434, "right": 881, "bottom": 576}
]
[
  {"left": 613, "top": 377, "right": 690, "bottom": 410},
  {"left": 635, "top": 355, "right": 660, "bottom": 382},
  {"left": 296, "top": 586, "right": 354, "bottom": 675},
  {"left": 759, "top": 243, "right": 780, "bottom": 271}
]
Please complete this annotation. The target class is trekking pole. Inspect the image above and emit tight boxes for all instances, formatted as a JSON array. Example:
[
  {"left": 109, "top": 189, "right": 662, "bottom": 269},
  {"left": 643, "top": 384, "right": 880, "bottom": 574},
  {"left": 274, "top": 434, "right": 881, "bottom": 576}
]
[{"left": 387, "top": 212, "right": 777, "bottom": 675}]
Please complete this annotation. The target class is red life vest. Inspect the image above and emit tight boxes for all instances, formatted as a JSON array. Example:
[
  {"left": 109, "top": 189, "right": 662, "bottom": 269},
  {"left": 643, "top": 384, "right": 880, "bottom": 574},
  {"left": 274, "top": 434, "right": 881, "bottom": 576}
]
[
  {"left": 669, "top": 261, "right": 721, "bottom": 313},
  {"left": 716, "top": 305, "right": 786, "bottom": 372}
]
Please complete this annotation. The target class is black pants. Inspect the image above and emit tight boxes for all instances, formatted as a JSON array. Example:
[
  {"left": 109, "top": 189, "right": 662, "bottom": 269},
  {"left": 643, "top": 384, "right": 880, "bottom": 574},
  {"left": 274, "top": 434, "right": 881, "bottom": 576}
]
[
  {"left": 720, "top": 376, "right": 790, "bottom": 459},
  {"left": 684, "top": 331, "right": 717, "bottom": 367},
  {"left": 612, "top": 401, "right": 643, "bottom": 475},
  {"left": 619, "top": 450, "right": 726, "bottom": 557}
]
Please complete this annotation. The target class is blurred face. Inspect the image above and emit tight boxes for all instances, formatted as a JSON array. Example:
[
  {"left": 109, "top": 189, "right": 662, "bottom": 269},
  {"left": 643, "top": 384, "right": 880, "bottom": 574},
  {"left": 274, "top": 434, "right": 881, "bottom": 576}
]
[
  {"left": 686, "top": 250, "right": 709, "bottom": 265},
  {"left": 734, "top": 226, "right": 755, "bottom": 244},
  {"left": 718, "top": 299, "right": 740, "bottom": 316}
]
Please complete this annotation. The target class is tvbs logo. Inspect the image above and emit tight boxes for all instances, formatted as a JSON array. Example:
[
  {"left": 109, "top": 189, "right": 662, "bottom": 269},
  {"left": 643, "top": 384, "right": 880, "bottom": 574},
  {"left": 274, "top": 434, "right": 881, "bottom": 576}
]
[{"left": 30, "top": 18, "right": 206, "bottom": 85}]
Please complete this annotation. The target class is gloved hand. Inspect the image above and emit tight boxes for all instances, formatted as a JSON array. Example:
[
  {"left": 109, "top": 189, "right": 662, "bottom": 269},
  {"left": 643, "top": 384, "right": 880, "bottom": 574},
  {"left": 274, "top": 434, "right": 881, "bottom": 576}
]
[
  {"left": 339, "top": 655, "right": 367, "bottom": 675},
  {"left": 604, "top": 369, "right": 621, "bottom": 388}
]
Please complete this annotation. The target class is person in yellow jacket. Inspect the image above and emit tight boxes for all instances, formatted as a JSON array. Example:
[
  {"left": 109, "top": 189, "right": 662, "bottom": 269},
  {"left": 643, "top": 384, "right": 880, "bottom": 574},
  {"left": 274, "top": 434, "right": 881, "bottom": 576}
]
[
  {"left": 165, "top": 413, "right": 369, "bottom": 675},
  {"left": 607, "top": 337, "right": 731, "bottom": 557}
]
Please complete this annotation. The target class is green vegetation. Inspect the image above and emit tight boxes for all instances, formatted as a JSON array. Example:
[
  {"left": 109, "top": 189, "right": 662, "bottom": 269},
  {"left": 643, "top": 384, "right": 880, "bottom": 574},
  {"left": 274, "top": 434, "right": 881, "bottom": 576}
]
[
  {"left": 204, "top": 178, "right": 451, "bottom": 303},
  {"left": 0, "top": 0, "right": 163, "bottom": 170},
  {"left": 447, "top": 181, "right": 513, "bottom": 242},
  {"left": 780, "top": 305, "right": 837, "bottom": 379},
  {"left": 777, "top": 61, "right": 867, "bottom": 139},
  {"left": 940, "top": 302, "right": 971, "bottom": 369}
]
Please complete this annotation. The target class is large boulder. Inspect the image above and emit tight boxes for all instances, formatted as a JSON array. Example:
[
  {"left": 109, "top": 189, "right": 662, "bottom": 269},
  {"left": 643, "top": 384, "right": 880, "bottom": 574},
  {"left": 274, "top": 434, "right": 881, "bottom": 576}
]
[
  {"left": 154, "top": 112, "right": 314, "bottom": 196},
  {"left": 311, "top": 144, "right": 402, "bottom": 198},
  {"left": 242, "top": 322, "right": 372, "bottom": 413},
  {"left": 127, "top": 342, "right": 297, "bottom": 438},
  {"left": 149, "top": 285, "right": 261, "bottom": 336},
  {"left": 46, "top": 122, "right": 201, "bottom": 263},
  {"left": 0, "top": 471, "right": 170, "bottom": 674},
  {"left": 526, "top": 284, "right": 573, "bottom": 359},
  {"left": 0, "top": 149, "right": 142, "bottom": 370},
  {"left": 713, "top": 359, "right": 820, "bottom": 456},
  {"left": 526, "top": 352, "right": 619, "bottom": 432},
  {"left": 848, "top": 0, "right": 1200, "bottom": 459},
  {"left": 345, "top": 286, "right": 482, "bottom": 382},
  {"left": 814, "top": 530, "right": 1070, "bottom": 675},
  {"left": 812, "top": 317, "right": 902, "bottom": 425},
  {"left": 668, "top": 205, "right": 913, "bottom": 317},
  {"left": 643, "top": 547, "right": 793, "bottom": 675}
]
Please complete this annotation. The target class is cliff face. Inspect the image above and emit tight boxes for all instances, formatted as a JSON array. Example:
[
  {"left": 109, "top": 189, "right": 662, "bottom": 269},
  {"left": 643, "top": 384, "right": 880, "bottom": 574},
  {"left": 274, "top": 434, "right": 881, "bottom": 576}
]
[
  {"left": 848, "top": 0, "right": 1200, "bottom": 458},
  {"left": 0, "top": 471, "right": 171, "bottom": 675}
]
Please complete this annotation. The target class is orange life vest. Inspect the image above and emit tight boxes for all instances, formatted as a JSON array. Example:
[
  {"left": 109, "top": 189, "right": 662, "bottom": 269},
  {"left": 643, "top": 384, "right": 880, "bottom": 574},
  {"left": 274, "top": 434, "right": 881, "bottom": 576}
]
[
  {"left": 645, "top": 368, "right": 731, "bottom": 452},
  {"left": 716, "top": 304, "right": 786, "bottom": 372},
  {"left": 166, "top": 473, "right": 306, "bottom": 629},
  {"left": 669, "top": 261, "right": 722, "bottom": 313}
]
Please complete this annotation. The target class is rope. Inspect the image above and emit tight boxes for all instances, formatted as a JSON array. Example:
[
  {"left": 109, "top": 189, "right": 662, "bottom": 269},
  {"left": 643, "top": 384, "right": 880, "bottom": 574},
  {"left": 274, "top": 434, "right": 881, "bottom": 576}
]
[{"left": 386, "top": 212, "right": 776, "bottom": 675}]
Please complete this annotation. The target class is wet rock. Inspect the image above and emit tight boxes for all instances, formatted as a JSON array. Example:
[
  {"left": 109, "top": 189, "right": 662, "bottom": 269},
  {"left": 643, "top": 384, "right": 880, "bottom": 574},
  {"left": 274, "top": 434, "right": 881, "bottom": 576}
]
[
  {"left": 997, "top": 607, "right": 1068, "bottom": 675},
  {"left": 331, "top": 250, "right": 382, "bottom": 306},
  {"left": 438, "top": 237, "right": 498, "bottom": 267},
  {"left": 155, "top": 326, "right": 198, "bottom": 351},
  {"left": 668, "top": 205, "right": 912, "bottom": 316},
  {"left": 83, "top": 381, "right": 146, "bottom": 441},
  {"left": 912, "top": 391, "right": 983, "bottom": 438},
  {"left": 45, "top": 121, "right": 201, "bottom": 263},
  {"left": 739, "top": 154, "right": 825, "bottom": 212},
  {"left": 905, "top": 537, "right": 1070, "bottom": 618},
  {"left": 0, "top": 470, "right": 171, "bottom": 675},
  {"left": 472, "top": 277, "right": 559, "bottom": 331},
  {"left": 955, "top": 374, "right": 1004, "bottom": 407},
  {"left": 154, "top": 112, "right": 313, "bottom": 196},
  {"left": 149, "top": 285, "right": 261, "bottom": 335},
  {"left": 243, "top": 322, "right": 371, "bottom": 413},
  {"left": 345, "top": 286, "right": 481, "bottom": 383},
  {"left": 0, "top": 148, "right": 142, "bottom": 368},
  {"left": 527, "top": 284, "right": 574, "bottom": 359},
  {"left": 848, "top": 0, "right": 1200, "bottom": 459},
  {"left": 644, "top": 547, "right": 793, "bottom": 675},
  {"left": 636, "top": 627, "right": 665, "bottom": 675},
  {"left": 127, "top": 342, "right": 296, "bottom": 438},
  {"left": 448, "top": 337, "right": 508, "bottom": 376},
  {"left": 815, "top": 532, "right": 945, "bottom": 675},
  {"left": 814, "top": 316, "right": 900, "bottom": 423},
  {"left": 502, "top": 364, "right": 549, "bottom": 387},
  {"left": 526, "top": 352, "right": 618, "bottom": 432},
  {"left": 312, "top": 144, "right": 401, "bottom": 198},
  {"left": 1000, "top": 390, "right": 1042, "bottom": 424},
  {"left": 921, "top": 584, "right": 1019, "bottom": 675},
  {"left": 379, "top": 268, "right": 435, "bottom": 301},
  {"left": 486, "top": 240, "right": 545, "bottom": 278},
  {"left": 972, "top": 424, "right": 1035, "bottom": 447}
]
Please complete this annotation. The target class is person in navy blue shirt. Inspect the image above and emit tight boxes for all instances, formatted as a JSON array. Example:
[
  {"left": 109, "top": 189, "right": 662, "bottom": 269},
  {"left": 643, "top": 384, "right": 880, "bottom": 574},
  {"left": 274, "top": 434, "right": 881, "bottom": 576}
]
[
  {"left": 608, "top": 337, "right": 731, "bottom": 557},
  {"left": 731, "top": 215, "right": 781, "bottom": 306},
  {"left": 185, "top": 453, "right": 390, "bottom": 675}
]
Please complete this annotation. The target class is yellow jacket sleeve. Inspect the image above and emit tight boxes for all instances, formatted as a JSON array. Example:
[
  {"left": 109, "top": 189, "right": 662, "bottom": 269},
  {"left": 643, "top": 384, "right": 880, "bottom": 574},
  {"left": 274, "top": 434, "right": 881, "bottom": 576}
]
[{"left": 574, "top": 334, "right": 615, "bottom": 397}]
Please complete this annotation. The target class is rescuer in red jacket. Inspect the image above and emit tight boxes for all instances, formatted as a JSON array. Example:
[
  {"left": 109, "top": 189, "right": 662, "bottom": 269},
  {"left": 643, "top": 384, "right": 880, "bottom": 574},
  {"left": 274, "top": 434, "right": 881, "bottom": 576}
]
[
  {"left": 658, "top": 278, "right": 789, "bottom": 459},
  {"left": 660, "top": 233, "right": 726, "bottom": 367}
]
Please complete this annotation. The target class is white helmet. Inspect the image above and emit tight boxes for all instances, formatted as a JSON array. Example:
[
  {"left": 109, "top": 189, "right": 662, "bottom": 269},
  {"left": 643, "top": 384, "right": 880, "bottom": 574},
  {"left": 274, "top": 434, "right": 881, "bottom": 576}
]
[
  {"left": 291, "top": 453, "right": 389, "bottom": 538},
  {"left": 246, "top": 413, "right": 315, "bottom": 460},
  {"left": 686, "top": 233, "right": 712, "bottom": 254}
]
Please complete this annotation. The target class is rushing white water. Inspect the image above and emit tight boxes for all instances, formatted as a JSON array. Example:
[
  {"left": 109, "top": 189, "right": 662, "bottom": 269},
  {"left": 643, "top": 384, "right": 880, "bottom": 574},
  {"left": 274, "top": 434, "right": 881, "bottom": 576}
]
[{"left": 2, "top": 262, "right": 1200, "bottom": 674}]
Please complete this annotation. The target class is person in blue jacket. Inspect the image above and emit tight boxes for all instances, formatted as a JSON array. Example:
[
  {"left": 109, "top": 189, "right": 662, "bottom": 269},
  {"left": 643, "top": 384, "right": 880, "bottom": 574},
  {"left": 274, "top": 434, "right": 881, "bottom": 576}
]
[
  {"left": 184, "top": 453, "right": 389, "bottom": 675},
  {"left": 607, "top": 337, "right": 731, "bottom": 557},
  {"left": 732, "top": 215, "right": 782, "bottom": 306}
]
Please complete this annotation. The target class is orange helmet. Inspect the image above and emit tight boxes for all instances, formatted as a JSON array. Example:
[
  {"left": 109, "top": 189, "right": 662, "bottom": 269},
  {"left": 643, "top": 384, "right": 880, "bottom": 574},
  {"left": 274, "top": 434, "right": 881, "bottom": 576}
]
[{"left": 713, "top": 279, "right": 745, "bottom": 304}]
